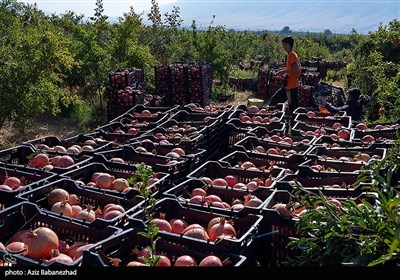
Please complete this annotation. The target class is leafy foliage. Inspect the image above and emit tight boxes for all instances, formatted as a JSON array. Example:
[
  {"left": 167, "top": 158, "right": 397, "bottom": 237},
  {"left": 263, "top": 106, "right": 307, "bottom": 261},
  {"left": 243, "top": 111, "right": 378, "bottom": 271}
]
[{"left": 285, "top": 142, "right": 400, "bottom": 267}]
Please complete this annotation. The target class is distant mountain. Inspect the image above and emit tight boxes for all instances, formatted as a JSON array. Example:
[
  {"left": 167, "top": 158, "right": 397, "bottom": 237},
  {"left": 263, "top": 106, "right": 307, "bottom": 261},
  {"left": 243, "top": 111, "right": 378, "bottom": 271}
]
[{"left": 137, "top": 0, "right": 399, "bottom": 34}]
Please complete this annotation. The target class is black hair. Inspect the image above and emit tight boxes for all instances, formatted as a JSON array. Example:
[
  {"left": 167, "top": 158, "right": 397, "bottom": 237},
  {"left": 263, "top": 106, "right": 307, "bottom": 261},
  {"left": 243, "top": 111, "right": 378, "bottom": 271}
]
[
  {"left": 348, "top": 87, "right": 361, "bottom": 100},
  {"left": 282, "top": 36, "right": 294, "bottom": 48}
]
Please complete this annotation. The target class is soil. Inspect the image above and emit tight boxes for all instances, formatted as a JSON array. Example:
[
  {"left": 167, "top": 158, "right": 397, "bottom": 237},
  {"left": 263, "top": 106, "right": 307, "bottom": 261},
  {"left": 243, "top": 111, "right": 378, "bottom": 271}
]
[{"left": 0, "top": 114, "right": 88, "bottom": 150}]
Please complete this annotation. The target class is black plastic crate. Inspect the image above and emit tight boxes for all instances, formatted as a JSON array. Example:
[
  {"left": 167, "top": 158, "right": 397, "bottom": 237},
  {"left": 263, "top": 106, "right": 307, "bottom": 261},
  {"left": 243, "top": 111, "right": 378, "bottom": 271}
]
[
  {"left": 18, "top": 178, "right": 145, "bottom": 229},
  {"left": 234, "top": 136, "right": 312, "bottom": 158},
  {"left": 0, "top": 145, "right": 93, "bottom": 175},
  {"left": 93, "top": 146, "right": 187, "bottom": 183},
  {"left": 0, "top": 202, "right": 121, "bottom": 267},
  {"left": 291, "top": 121, "right": 355, "bottom": 140},
  {"left": 95, "top": 121, "right": 157, "bottom": 136},
  {"left": 228, "top": 103, "right": 285, "bottom": 119},
  {"left": 353, "top": 129, "right": 398, "bottom": 148},
  {"left": 292, "top": 107, "right": 347, "bottom": 117},
  {"left": 275, "top": 171, "right": 372, "bottom": 198},
  {"left": 130, "top": 197, "right": 263, "bottom": 255},
  {"left": 227, "top": 118, "right": 286, "bottom": 134},
  {"left": 0, "top": 164, "right": 57, "bottom": 209},
  {"left": 109, "top": 104, "right": 179, "bottom": 123},
  {"left": 183, "top": 103, "right": 234, "bottom": 119},
  {"left": 163, "top": 178, "right": 274, "bottom": 216},
  {"left": 188, "top": 161, "right": 285, "bottom": 191},
  {"left": 170, "top": 110, "right": 223, "bottom": 124},
  {"left": 82, "top": 227, "right": 248, "bottom": 267},
  {"left": 224, "top": 121, "right": 286, "bottom": 154},
  {"left": 61, "top": 162, "right": 170, "bottom": 198},
  {"left": 298, "top": 158, "right": 367, "bottom": 175},
  {"left": 23, "top": 135, "right": 113, "bottom": 155},
  {"left": 127, "top": 139, "right": 207, "bottom": 172},
  {"left": 313, "top": 135, "right": 370, "bottom": 149},
  {"left": 294, "top": 113, "right": 352, "bottom": 129},
  {"left": 219, "top": 150, "right": 304, "bottom": 174},
  {"left": 248, "top": 126, "right": 316, "bottom": 146},
  {"left": 139, "top": 127, "right": 205, "bottom": 153},
  {"left": 306, "top": 146, "right": 387, "bottom": 164}
]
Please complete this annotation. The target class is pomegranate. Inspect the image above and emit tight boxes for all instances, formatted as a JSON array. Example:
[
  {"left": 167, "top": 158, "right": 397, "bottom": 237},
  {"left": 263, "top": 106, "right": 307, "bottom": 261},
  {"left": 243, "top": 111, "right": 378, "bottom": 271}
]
[
  {"left": 47, "top": 188, "right": 69, "bottom": 207},
  {"left": 169, "top": 218, "right": 188, "bottom": 234},
  {"left": 24, "top": 227, "right": 59, "bottom": 260},
  {"left": 150, "top": 213, "right": 172, "bottom": 232},
  {"left": 51, "top": 201, "right": 73, "bottom": 217},
  {"left": 337, "top": 129, "right": 351, "bottom": 140},
  {"left": 3, "top": 177, "right": 21, "bottom": 189},
  {"left": 208, "top": 217, "right": 237, "bottom": 241},
  {"left": 174, "top": 255, "right": 197, "bottom": 267},
  {"left": 199, "top": 256, "right": 223, "bottom": 267}
]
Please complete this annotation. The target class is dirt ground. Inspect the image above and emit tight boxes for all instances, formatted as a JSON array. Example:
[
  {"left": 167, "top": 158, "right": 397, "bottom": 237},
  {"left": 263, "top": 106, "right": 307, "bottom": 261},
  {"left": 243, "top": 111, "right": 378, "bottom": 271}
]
[{"left": 0, "top": 114, "right": 87, "bottom": 150}]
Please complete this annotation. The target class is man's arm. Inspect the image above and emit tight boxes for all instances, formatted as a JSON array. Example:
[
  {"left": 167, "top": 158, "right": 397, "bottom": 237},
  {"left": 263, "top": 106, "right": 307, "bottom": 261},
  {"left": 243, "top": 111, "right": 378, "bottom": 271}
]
[{"left": 324, "top": 102, "right": 349, "bottom": 114}]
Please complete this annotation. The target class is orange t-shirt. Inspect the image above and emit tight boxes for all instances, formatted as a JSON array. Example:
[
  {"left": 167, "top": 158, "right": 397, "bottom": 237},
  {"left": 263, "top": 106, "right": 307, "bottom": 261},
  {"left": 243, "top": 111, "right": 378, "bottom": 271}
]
[{"left": 285, "top": 51, "right": 301, "bottom": 90}]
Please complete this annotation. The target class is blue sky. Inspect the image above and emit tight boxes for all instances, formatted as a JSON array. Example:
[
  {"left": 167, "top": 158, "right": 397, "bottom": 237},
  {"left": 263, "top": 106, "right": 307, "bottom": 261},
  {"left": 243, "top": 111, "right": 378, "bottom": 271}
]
[
  {"left": 17, "top": 1, "right": 400, "bottom": 33},
  {"left": 18, "top": 0, "right": 177, "bottom": 17}
]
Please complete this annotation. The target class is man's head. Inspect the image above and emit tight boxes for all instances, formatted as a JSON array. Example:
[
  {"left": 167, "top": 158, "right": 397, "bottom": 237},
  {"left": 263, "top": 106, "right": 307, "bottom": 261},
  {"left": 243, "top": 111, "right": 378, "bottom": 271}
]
[
  {"left": 348, "top": 87, "right": 361, "bottom": 101},
  {"left": 282, "top": 36, "right": 295, "bottom": 49}
]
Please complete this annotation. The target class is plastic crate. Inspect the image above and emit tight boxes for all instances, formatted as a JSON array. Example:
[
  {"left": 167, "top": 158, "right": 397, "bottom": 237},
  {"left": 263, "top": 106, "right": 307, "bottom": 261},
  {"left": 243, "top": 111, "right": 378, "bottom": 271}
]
[
  {"left": 108, "top": 104, "right": 179, "bottom": 123},
  {"left": 130, "top": 197, "right": 263, "bottom": 255},
  {"left": 82, "top": 131, "right": 144, "bottom": 146},
  {"left": 275, "top": 172, "right": 372, "bottom": 198},
  {"left": 225, "top": 121, "right": 286, "bottom": 154},
  {"left": 294, "top": 113, "right": 352, "bottom": 129},
  {"left": 139, "top": 127, "right": 205, "bottom": 153},
  {"left": 306, "top": 146, "right": 387, "bottom": 164},
  {"left": 249, "top": 126, "right": 316, "bottom": 146},
  {"left": 0, "top": 202, "right": 121, "bottom": 267},
  {"left": 0, "top": 164, "right": 57, "bottom": 210},
  {"left": 292, "top": 107, "right": 347, "bottom": 117},
  {"left": 93, "top": 146, "right": 187, "bottom": 183},
  {"left": 127, "top": 139, "right": 207, "bottom": 172},
  {"left": 23, "top": 135, "right": 113, "bottom": 155},
  {"left": 226, "top": 118, "right": 286, "bottom": 134},
  {"left": 95, "top": 121, "right": 157, "bottom": 136},
  {"left": 298, "top": 158, "right": 367, "bottom": 175},
  {"left": 353, "top": 129, "right": 398, "bottom": 148},
  {"left": 18, "top": 178, "right": 145, "bottom": 229},
  {"left": 219, "top": 150, "right": 302, "bottom": 174},
  {"left": 313, "top": 135, "right": 369, "bottom": 149},
  {"left": 0, "top": 145, "right": 93, "bottom": 175},
  {"left": 228, "top": 103, "right": 285, "bottom": 119},
  {"left": 187, "top": 161, "right": 285, "bottom": 190},
  {"left": 82, "top": 227, "right": 248, "bottom": 267},
  {"left": 183, "top": 103, "right": 234, "bottom": 119},
  {"left": 163, "top": 178, "right": 274, "bottom": 215},
  {"left": 234, "top": 136, "right": 312, "bottom": 157},
  {"left": 291, "top": 121, "right": 355, "bottom": 139},
  {"left": 61, "top": 162, "right": 170, "bottom": 198},
  {"left": 170, "top": 110, "right": 223, "bottom": 124}
]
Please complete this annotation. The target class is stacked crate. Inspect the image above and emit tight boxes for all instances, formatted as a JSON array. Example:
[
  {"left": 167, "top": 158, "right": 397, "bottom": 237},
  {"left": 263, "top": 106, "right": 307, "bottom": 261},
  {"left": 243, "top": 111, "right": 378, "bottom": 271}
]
[
  {"left": 154, "top": 62, "right": 213, "bottom": 107},
  {"left": 107, "top": 68, "right": 146, "bottom": 121}
]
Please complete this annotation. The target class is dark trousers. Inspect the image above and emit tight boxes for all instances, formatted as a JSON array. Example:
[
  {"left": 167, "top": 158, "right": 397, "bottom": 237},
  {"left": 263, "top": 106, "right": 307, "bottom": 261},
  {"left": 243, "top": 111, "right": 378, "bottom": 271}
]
[{"left": 269, "top": 87, "right": 299, "bottom": 115}]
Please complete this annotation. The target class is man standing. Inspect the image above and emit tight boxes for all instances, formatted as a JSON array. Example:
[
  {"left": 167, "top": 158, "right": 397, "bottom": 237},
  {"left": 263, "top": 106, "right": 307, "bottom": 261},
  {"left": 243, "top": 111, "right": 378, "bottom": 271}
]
[{"left": 269, "top": 36, "right": 301, "bottom": 116}]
